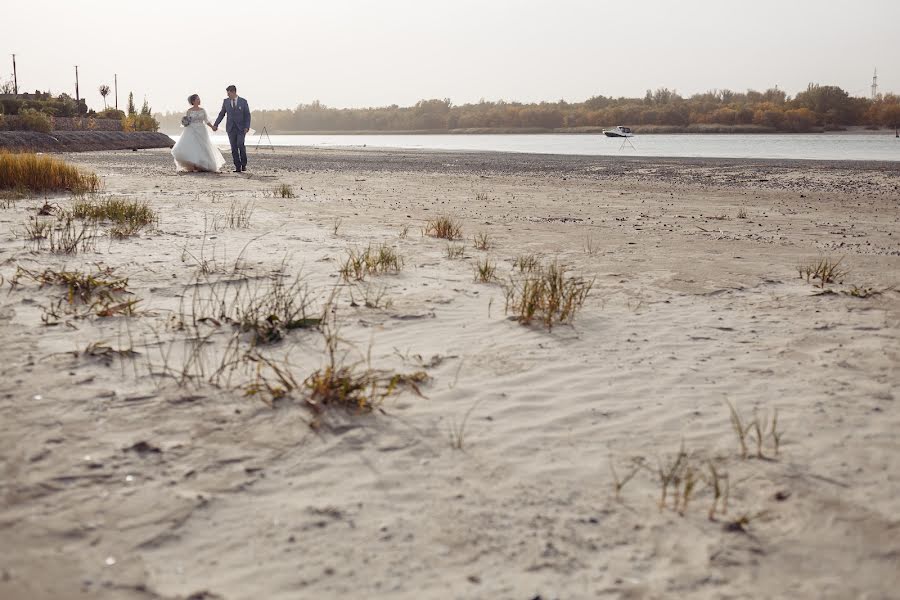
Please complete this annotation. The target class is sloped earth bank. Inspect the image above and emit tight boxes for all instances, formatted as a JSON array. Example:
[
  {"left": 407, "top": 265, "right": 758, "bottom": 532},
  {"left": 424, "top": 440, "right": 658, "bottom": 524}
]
[{"left": 1, "top": 147, "right": 898, "bottom": 599}]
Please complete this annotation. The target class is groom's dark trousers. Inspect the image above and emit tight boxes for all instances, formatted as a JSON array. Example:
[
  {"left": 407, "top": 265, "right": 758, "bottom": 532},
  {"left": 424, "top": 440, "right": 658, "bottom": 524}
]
[{"left": 227, "top": 128, "right": 247, "bottom": 171}]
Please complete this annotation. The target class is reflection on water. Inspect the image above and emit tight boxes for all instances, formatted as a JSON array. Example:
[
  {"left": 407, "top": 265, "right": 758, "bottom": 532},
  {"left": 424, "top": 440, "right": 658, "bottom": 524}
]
[{"left": 166, "top": 132, "right": 899, "bottom": 162}]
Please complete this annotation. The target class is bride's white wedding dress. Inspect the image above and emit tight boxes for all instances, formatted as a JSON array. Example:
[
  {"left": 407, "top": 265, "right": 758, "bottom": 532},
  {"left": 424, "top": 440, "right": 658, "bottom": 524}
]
[{"left": 172, "top": 108, "right": 226, "bottom": 172}]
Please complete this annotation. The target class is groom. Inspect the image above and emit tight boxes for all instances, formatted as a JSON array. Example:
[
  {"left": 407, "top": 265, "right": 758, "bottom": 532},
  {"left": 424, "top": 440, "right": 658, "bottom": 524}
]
[{"left": 212, "top": 84, "right": 251, "bottom": 173}]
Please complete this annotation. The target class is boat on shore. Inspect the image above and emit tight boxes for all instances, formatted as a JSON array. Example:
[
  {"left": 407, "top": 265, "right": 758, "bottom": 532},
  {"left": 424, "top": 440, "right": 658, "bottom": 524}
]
[{"left": 603, "top": 126, "right": 634, "bottom": 138}]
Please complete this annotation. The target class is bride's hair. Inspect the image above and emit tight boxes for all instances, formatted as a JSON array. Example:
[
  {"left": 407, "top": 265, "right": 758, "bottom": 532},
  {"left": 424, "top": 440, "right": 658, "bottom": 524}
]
[{"left": 188, "top": 94, "right": 200, "bottom": 105}]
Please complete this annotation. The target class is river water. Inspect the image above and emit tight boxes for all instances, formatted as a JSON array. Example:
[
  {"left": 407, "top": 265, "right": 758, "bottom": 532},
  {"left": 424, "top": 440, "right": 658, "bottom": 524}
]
[{"left": 167, "top": 132, "right": 900, "bottom": 162}]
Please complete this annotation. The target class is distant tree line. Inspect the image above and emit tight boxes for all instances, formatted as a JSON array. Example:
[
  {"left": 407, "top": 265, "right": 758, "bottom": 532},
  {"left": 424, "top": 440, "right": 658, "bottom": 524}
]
[{"left": 155, "top": 84, "right": 900, "bottom": 134}]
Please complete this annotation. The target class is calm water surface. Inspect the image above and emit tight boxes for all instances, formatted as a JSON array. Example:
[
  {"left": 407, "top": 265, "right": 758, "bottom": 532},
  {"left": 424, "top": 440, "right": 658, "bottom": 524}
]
[{"left": 169, "top": 132, "right": 899, "bottom": 162}]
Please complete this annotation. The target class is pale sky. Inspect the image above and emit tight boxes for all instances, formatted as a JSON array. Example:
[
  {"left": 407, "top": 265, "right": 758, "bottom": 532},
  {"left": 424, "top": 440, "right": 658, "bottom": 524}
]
[{"left": 4, "top": 0, "right": 898, "bottom": 113}]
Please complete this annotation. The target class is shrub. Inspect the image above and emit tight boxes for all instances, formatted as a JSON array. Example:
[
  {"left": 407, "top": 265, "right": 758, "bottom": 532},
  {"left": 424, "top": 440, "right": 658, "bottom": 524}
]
[
  {"left": 18, "top": 108, "right": 52, "bottom": 133},
  {"left": 122, "top": 114, "right": 159, "bottom": 132}
]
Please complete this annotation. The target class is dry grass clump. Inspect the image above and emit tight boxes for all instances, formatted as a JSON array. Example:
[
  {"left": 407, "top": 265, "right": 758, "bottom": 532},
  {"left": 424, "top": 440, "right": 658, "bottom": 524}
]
[
  {"left": 0, "top": 152, "right": 101, "bottom": 194},
  {"left": 736, "top": 207, "right": 748, "bottom": 219},
  {"left": 339, "top": 243, "right": 404, "bottom": 281},
  {"left": 726, "top": 400, "right": 782, "bottom": 459},
  {"left": 70, "top": 196, "right": 158, "bottom": 237},
  {"left": 302, "top": 323, "right": 427, "bottom": 415},
  {"left": 512, "top": 253, "right": 541, "bottom": 273},
  {"left": 10, "top": 265, "right": 138, "bottom": 322},
  {"left": 189, "top": 272, "right": 322, "bottom": 345},
  {"left": 226, "top": 199, "right": 254, "bottom": 228},
  {"left": 446, "top": 243, "right": 466, "bottom": 259},
  {"left": 473, "top": 257, "right": 497, "bottom": 283},
  {"left": 424, "top": 215, "right": 463, "bottom": 240},
  {"left": 504, "top": 259, "right": 594, "bottom": 330},
  {"left": 273, "top": 183, "right": 295, "bottom": 198},
  {"left": 798, "top": 257, "right": 848, "bottom": 288},
  {"left": 473, "top": 232, "right": 492, "bottom": 251},
  {"left": 25, "top": 215, "right": 99, "bottom": 254}
]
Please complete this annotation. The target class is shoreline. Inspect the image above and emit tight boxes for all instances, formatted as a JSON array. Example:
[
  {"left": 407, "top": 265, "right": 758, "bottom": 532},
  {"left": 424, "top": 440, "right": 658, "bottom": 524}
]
[
  {"left": 71, "top": 145, "right": 900, "bottom": 176},
  {"left": 158, "top": 125, "right": 897, "bottom": 137}
]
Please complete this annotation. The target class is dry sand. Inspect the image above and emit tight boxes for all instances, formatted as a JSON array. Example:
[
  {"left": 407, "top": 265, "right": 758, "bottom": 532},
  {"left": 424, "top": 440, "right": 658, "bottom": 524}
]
[{"left": 1, "top": 147, "right": 899, "bottom": 600}]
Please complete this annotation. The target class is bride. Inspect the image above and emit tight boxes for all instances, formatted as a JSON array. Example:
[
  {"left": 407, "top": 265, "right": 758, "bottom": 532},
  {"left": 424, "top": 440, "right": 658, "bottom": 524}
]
[{"left": 172, "top": 94, "right": 226, "bottom": 172}]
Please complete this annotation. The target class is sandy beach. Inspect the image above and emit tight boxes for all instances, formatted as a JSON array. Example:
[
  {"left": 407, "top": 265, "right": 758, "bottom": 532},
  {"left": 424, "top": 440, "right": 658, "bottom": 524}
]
[{"left": 1, "top": 146, "right": 898, "bottom": 600}]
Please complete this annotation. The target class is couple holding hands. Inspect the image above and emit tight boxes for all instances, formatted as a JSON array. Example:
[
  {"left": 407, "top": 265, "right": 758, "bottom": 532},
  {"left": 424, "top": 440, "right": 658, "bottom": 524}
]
[{"left": 172, "top": 84, "right": 252, "bottom": 174}]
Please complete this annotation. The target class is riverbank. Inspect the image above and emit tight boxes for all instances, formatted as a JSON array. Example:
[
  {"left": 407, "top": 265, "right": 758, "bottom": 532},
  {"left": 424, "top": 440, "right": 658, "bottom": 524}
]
[{"left": 1, "top": 148, "right": 898, "bottom": 599}]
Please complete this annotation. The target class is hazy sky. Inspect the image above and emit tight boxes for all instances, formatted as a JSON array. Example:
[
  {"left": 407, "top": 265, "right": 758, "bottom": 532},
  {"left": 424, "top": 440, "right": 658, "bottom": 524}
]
[{"left": 4, "top": 0, "right": 898, "bottom": 113}]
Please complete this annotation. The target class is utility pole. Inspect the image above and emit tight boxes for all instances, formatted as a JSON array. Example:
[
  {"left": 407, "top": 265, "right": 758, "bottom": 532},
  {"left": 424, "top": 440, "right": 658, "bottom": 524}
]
[
  {"left": 11, "top": 54, "right": 17, "bottom": 94},
  {"left": 114, "top": 73, "right": 118, "bottom": 109},
  {"left": 75, "top": 65, "right": 80, "bottom": 103}
]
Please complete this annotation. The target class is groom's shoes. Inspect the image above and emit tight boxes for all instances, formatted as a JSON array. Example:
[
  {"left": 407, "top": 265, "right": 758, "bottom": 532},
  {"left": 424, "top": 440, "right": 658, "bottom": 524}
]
[
  {"left": 233, "top": 168, "right": 242, "bottom": 173},
  {"left": 241, "top": 166, "right": 247, "bottom": 172}
]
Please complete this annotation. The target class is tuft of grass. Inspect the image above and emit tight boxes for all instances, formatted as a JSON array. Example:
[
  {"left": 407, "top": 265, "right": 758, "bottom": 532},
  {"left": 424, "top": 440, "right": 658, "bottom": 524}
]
[
  {"left": 23, "top": 217, "right": 54, "bottom": 241},
  {"left": 230, "top": 274, "right": 321, "bottom": 345},
  {"left": 583, "top": 232, "right": 598, "bottom": 255},
  {"left": 504, "top": 259, "right": 594, "bottom": 331},
  {"left": 609, "top": 456, "right": 645, "bottom": 500},
  {"left": 0, "top": 152, "right": 101, "bottom": 194},
  {"left": 726, "top": 401, "right": 782, "bottom": 459},
  {"left": 473, "top": 232, "right": 492, "bottom": 251},
  {"left": 339, "top": 243, "right": 404, "bottom": 282},
  {"left": 512, "top": 253, "right": 541, "bottom": 273},
  {"left": 273, "top": 183, "right": 295, "bottom": 198},
  {"left": 656, "top": 442, "right": 688, "bottom": 512},
  {"left": 332, "top": 217, "right": 342, "bottom": 236},
  {"left": 349, "top": 282, "right": 392, "bottom": 310},
  {"left": 302, "top": 319, "right": 427, "bottom": 415},
  {"left": 707, "top": 461, "right": 729, "bottom": 520},
  {"left": 70, "top": 196, "right": 158, "bottom": 237},
  {"left": 473, "top": 257, "right": 497, "bottom": 283},
  {"left": 41, "top": 216, "right": 98, "bottom": 254},
  {"left": 798, "top": 257, "right": 848, "bottom": 288},
  {"left": 448, "top": 399, "right": 483, "bottom": 450},
  {"left": 10, "top": 265, "right": 138, "bottom": 322},
  {"left": 446, "top": 243, "right": 466, "bottom": 259},
  {"left": 475, "top": 192, "right": 489, "bottom": 203},
  {"left": 736, "top": 207, "right": 748, "bottom": 219},
  {"left": 226, "top": 199, "right": 255, "bottom": 228},
  {"left": 424, "top": 215, "right": 463, "bottom": 240},
  {"left": 398, "top": 224, "right": 410, "bottom": 239}
]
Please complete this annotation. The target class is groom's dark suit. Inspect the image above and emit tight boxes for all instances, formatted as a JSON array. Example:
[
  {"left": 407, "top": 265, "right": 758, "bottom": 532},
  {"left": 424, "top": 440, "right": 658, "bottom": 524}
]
[{"left": 214, "top": 96, "right": 251, "bottom": 171}]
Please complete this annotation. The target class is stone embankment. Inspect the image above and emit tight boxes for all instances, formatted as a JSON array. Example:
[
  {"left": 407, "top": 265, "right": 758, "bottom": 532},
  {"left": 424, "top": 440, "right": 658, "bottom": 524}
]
[{"left": 0, "top": 131, "right": 174, "bottom": 152}]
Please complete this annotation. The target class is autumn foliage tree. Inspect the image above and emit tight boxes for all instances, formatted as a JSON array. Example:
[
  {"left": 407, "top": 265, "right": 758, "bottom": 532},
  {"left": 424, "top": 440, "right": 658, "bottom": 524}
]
[{"left": 154, "top": 83, "right": 898, "bottom": 134}]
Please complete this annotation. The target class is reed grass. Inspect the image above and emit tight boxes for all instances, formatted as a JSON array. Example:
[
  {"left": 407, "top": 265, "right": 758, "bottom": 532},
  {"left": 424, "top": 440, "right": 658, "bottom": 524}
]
[{"left": 0, "top": 152, "right": 101, "bottom": 194}]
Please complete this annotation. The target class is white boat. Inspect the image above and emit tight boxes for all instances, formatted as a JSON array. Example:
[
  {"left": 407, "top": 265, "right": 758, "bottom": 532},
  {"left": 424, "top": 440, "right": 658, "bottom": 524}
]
[{"left": 603, "top": 125, "right": 634, "bottom": 138}]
